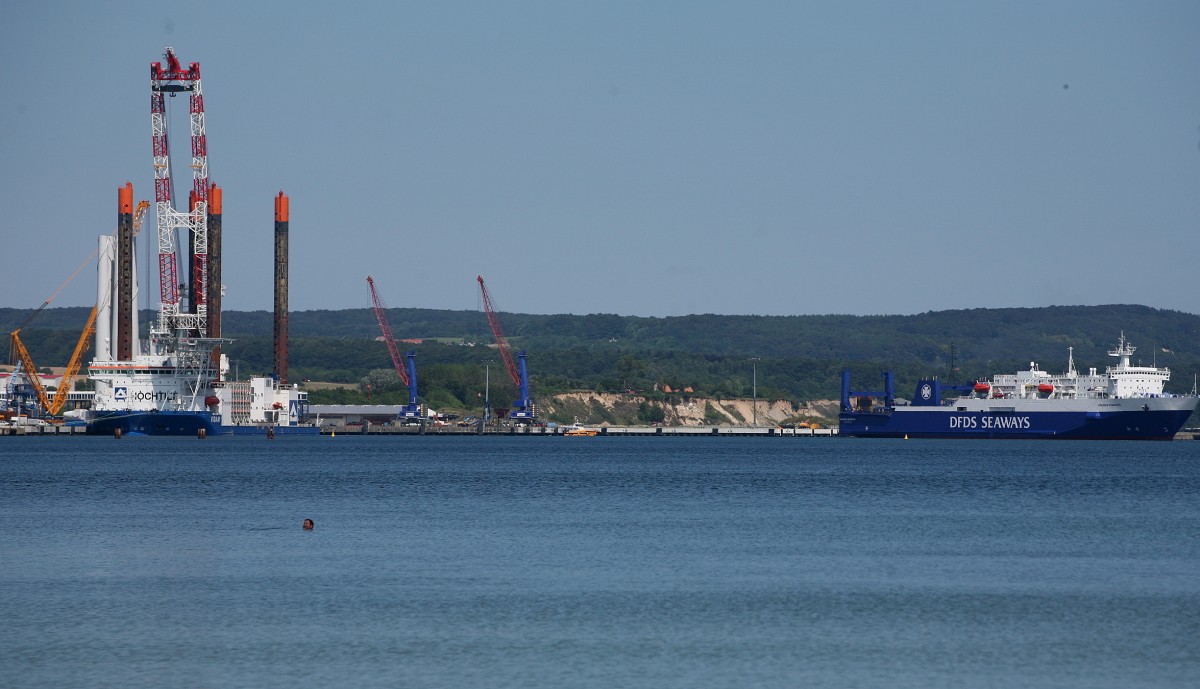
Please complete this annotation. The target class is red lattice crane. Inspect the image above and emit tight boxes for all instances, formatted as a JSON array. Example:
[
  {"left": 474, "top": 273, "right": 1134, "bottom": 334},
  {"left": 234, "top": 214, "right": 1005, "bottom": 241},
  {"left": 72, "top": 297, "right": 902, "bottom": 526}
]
[
  {"left": 366, "top": 276, "right": 422, "bottom": 418},
  {"left": 367, "top": 275, "right": 410, "bottom": 387},
  {"left": 477, "top": 275, "right": 534, "bottom": 420},
  {"left": 477, "top": 275, "right": 519, "bottom": 388}
]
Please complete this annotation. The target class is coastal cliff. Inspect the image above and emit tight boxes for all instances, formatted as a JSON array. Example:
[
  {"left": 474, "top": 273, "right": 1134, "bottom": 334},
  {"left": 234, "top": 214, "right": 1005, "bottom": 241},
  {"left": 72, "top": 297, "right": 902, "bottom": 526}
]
[{"left": 541, "top": 392, "right": 840, "bottom": 428}]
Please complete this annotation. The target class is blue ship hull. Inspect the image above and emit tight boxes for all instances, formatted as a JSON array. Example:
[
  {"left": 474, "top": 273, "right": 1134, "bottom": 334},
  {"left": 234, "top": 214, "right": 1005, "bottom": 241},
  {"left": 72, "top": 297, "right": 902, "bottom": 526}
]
[
  {"left": 86, "top": 410, "right": 223, "bottom": 436},
  {"left": 839, "top": 407, "right": 1195, "bottom": 440},
  {"left": 87, "top": 411, "right": 321, "bottom": 437}
]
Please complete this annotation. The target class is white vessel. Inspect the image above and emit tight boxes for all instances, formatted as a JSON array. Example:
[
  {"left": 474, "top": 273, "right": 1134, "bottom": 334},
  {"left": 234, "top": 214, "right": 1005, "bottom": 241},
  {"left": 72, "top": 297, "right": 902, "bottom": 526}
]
[
  {"left": 839, "top": 334, "right": 1199, "bottom": 439},
  {"left": 82, "top": 49, "right": 316, "bottom": 436}
]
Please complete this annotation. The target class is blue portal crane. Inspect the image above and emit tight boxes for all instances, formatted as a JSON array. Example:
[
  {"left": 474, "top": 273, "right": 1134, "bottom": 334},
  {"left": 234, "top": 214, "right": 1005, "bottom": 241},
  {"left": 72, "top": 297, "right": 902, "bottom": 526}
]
[
  {"left": 477, "top": 275, "right": 535, "bottom": 421},
  {"left": 367, "top": 275, "right": 422, "bottom": 420}
]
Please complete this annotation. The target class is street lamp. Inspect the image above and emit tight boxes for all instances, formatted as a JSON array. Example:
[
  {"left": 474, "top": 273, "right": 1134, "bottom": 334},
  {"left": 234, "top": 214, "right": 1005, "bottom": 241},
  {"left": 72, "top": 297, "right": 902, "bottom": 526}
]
[{"left": 483, "top": 361, "right": 491, "bottom": 424}]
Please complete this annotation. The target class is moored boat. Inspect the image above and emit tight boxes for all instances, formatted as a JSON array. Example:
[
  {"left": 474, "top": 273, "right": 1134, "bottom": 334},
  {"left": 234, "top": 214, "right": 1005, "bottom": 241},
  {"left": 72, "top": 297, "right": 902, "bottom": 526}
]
[
  {"left": 839, "top": 334, "right": 1199, "bottom": 440},
  {"left": 81, "top": 49, "right": 318, "bottom": 438}
]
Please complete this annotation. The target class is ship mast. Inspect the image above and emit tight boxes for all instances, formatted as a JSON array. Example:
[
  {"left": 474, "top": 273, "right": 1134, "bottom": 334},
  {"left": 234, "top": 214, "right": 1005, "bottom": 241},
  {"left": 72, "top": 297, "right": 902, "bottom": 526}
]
[{"left": 1108, "top": 331, "right": 1134, "bottom": 369}]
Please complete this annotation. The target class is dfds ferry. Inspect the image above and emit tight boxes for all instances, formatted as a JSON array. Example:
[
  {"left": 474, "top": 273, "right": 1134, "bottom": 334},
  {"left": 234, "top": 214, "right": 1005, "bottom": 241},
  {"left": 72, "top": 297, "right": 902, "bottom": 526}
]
[{"left": 838, "top": 334, "right": 1198, "bottom": 440}]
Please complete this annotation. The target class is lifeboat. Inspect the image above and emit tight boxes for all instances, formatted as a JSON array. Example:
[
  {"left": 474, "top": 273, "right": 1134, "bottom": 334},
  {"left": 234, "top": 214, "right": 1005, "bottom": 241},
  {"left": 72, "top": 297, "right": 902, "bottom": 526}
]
[
  {"left": 204, "top": 395, "right": 220, "bottom": 407},
  {"left": 1037, "top": 383, "right": 1054, "bottom": 396},
  {"left": 973, "top": 382, "right": 990, "bottom": 394},
  {"left": 272, "top": 402, "right": 283, "bottom": 409}
]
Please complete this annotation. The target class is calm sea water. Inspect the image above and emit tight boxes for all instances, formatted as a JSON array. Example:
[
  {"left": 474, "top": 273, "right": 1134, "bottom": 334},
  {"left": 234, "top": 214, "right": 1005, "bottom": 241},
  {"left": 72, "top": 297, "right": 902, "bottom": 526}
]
[{"left": 2, "top": 436, "right": 1198, "bottom": 689}]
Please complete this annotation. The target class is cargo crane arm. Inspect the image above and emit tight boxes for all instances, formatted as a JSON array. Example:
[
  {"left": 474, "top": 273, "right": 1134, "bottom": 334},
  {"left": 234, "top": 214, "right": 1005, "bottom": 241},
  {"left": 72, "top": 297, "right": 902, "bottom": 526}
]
[
  {"left": 6, "top": 251, "right": 99, "bottom": 416},
  {"left": 48, "top": 306, "right": 97, "bottom": 415},
  {"left": 10, "top": 306, "right": 98, "bottom": 416},
  {"left": 476, "top": 275, "right": 521, "bottom": 388},
  {"left": 477, "top": 275, "right": 534, "bottom": 420},
  {"left": 367, "top": 276, "right": 410, "bottom": 388},
  {"left": 133, "top": 200, "right": 150, "bottom": 235},
  {"left": 8, "top": 332, "right": 52, "bottom": 413},
  {"left": 365, "top": 276, "right": 422, "bottom": 418}
]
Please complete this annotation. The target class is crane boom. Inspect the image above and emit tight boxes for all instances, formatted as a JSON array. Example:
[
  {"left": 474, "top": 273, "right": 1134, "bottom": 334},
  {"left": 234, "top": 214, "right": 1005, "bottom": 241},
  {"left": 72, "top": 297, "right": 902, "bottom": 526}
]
[
  {"left": 48, "top": 306, "right": 98, "bottom": 415},
  {"left": 9, "top": 306, "right": 98, "bottom": 416},
  {"left": 132, "top": 200, "right": 150, "bottom": 235},
  {"left": 476, "top": 274, "right": 521, "bottom": 388},
  {"left": 8, "top": 249, "right": 98, "bottom": 345},
  {"left": 8, "top": 332, "right": 52, "bottom": 413},
  {"left": 366, "top": 275, "right": 410, "bottom": 387},
  {"left": 476, "top": 275, "right": 535, "bottom": 421}
]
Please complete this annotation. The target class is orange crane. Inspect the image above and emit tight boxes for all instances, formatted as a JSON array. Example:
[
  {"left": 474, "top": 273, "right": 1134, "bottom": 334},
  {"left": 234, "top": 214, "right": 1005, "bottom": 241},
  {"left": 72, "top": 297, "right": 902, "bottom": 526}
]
[
  {"left": 9, "top": 306, "right": 97, "bottom": 416},
  {"left": 6, "top": 250, "right": 101, "bottom": 416},
  {"left": 133, "top": 199, "right": 150, "bottom": 234}
]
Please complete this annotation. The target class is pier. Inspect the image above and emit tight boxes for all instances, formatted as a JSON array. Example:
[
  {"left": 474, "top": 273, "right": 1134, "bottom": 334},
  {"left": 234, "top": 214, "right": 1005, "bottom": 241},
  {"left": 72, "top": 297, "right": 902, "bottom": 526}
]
[
  {"left": 324, "top": 424, "right": 838, "bottom": 437},
  {"left": 8, "top": 425, "right": 1198, "bottom": 439},
  {"left": 0, "top": 423, "right": 835, "bottom": 437},
  {"left": 0, "top": 424, "right": 88, "bottom": 436}
]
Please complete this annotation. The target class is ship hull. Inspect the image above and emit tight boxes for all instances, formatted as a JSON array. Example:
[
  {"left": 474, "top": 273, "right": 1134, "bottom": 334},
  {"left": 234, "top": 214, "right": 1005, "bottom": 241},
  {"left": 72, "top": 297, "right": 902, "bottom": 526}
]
[
  {"left": 85, "top": 411, "right": 322, "bottom": 436},
  {"left": 85, "top": 410, "right": 224, "bottom": 436},
  {"left": 839, "top": 398, "right": 1197, "bottom": 440}
]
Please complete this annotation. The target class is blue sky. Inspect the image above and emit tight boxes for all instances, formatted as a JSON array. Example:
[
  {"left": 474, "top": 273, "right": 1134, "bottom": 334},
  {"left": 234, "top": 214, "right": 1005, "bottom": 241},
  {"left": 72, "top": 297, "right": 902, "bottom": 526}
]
[{"left": 2, "top": 1, "right": 1198, "bottom": 318}]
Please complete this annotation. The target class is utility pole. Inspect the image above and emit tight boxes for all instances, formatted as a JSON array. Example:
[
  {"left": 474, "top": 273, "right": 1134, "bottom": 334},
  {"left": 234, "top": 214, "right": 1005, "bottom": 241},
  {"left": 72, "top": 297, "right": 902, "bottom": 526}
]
[{"left": 750, "top": 357, "right": 760, "bottom": 427}]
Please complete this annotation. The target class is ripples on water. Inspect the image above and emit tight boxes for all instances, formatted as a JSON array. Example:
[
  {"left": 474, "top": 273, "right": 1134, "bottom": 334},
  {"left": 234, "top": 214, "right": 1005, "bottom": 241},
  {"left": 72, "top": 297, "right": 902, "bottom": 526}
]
[{"left": 2, "top": 437, "right": 1198, "bottom": 688}]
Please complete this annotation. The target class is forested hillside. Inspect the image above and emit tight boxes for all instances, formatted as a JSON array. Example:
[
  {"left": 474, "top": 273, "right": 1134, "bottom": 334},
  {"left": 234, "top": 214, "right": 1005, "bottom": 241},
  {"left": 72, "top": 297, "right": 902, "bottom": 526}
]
[{"left": 5, "top": 304, "right": 1199, "bottom": 413}]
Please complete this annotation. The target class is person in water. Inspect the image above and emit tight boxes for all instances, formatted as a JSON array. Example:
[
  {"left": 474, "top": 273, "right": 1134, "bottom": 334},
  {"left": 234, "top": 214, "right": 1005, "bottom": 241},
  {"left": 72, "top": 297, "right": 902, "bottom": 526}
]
[{"left": 303, "top": 519, "right": 314, "bottom": 530}]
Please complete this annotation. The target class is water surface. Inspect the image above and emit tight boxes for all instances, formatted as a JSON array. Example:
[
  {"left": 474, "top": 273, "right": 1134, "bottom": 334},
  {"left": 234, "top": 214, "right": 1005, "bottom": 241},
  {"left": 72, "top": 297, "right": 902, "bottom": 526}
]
[{"left": 2, "top": 436, "right": 1198, "bottom": 688}]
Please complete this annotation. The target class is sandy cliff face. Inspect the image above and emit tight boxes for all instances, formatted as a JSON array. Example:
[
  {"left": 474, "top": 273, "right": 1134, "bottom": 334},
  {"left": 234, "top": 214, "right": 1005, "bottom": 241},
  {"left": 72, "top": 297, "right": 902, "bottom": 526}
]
[{"left": 541, "top": 392, "right": 839, "bottom": 427}]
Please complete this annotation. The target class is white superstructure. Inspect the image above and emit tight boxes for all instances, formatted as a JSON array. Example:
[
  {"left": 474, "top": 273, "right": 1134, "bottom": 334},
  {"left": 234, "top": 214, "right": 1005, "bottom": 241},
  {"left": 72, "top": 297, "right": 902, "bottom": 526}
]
[{"left": 981, "top": 333, "right": 1171, "bottom": 401}]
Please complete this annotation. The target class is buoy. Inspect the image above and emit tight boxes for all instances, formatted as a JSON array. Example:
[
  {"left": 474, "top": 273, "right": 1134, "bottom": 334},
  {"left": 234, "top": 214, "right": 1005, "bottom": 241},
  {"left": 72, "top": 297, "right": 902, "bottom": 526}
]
[{"left": 904, "top": 434, "right": 909, "bottom": 440}]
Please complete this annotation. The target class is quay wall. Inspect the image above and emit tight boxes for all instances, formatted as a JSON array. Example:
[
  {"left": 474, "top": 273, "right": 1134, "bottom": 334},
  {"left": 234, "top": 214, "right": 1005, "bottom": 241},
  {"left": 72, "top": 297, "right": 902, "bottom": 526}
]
[
  {"left": 330, "top": 425, "right": 836, "bottom": 437},
  {"left": 0, "top": 424, "right": 835, "bottom": 437}
]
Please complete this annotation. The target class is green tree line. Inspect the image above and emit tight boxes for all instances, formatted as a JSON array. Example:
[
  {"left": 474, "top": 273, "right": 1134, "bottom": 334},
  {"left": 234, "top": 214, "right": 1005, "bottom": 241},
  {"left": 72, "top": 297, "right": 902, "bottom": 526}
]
[{"left": 6, "top": 304, "right": 1200, "bottom": 415}]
